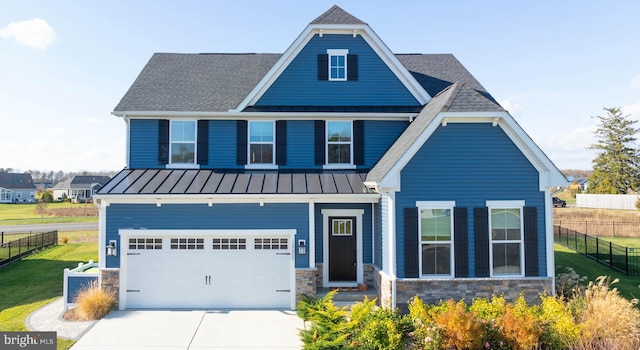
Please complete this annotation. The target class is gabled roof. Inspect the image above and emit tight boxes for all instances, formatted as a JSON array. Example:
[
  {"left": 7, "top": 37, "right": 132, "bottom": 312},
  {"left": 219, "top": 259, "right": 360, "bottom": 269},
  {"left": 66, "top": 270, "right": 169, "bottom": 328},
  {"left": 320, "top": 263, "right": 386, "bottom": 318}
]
[
  {"left": 0, "top": 173, "right": 35, "bottom": 189},
  {"left": 310, "top": 5, "right": 366, "bottom": 25},
  {"left": 366, "top": 82, "right": 567, "bottom": 190},
  {"left": 53, "top": 175, "right": 111, "bottom": 189}
]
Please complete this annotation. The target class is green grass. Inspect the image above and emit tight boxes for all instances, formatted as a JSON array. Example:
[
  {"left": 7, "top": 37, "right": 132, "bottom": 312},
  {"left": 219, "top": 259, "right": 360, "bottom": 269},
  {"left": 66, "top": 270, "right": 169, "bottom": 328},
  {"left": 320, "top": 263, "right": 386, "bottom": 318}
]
[
  {"left": 605, "top": 237, "right": 640, "bottom": 248},
  {"left": 555, "top": 243, "right": 640, "bottom": 300},
  {"left": 0, "top": 231, "right": 98, "bottom": 350},
  {"left": 0, "top": 202, "right": 97, "bottom": 226}
]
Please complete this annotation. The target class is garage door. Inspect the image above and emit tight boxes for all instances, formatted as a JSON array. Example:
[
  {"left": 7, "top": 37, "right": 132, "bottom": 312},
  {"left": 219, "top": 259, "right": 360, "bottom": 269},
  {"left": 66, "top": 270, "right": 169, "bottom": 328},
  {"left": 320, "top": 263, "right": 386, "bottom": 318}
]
[{"left": 122, "top": 231, "right": 294, "bottom": 309}]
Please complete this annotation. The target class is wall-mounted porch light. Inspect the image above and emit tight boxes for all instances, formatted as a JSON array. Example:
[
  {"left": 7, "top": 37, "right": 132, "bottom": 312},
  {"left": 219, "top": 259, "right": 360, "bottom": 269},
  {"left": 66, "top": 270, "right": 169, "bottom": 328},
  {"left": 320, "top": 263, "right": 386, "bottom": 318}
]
[
  {"left": 106, "top": 240, "right": 117, "bottom": 256},
  {"left": 298, "top": 239, "right": 306, "bottom": 255}
]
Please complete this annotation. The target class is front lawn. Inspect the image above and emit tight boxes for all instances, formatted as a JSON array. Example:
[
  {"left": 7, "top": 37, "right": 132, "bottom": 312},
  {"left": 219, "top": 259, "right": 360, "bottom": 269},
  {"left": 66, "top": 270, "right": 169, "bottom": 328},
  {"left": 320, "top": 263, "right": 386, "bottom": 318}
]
[
  {"left": 0, "top": 232, "right": 97, "bottom": 349},
  {"left": 0, "top": 202, "right": 98, "bottom": 226}
]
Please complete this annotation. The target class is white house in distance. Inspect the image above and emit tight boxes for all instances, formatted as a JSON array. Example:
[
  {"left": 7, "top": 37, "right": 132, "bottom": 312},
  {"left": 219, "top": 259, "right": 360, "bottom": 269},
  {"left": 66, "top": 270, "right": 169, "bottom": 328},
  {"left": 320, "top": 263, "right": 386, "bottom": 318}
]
[{"left": 52, "top": 175, "right": 111, "bottom": 202}]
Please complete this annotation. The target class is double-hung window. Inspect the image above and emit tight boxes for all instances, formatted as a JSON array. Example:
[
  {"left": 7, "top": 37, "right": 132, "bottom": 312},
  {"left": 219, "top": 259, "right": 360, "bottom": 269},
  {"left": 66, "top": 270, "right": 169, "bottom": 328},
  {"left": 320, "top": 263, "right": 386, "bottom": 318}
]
[
  {"left": 327, "top": 49, "right": 348, "bottom": 81},
  {"left": 488, "top": 200, "right": 524, "bottom": 276},
  {"left": 417, "top": 201, "right": 454, "bottom": 277},
  {"left": 248, "top": 121, "right": 274, "bottom": 165},
  {"left": 170, "top": 120, "right": 196, "bottom": 165},
  {"left": 326, "top": 121, "right": 352, "bottom": 165}
]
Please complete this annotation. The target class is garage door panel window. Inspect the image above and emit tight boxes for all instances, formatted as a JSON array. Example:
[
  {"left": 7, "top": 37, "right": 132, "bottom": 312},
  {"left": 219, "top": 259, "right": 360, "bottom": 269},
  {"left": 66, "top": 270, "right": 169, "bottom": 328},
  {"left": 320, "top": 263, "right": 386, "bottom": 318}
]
[
  {"left": 213, "top": 238, "right": 247, "bottom": 250},
  {"left": 170, "top": 238, "right": 204, "bottom": 250},
  {"left": 255, "top": 238, "right": 288, "bottom": 250},
  {"left": 129, "top": 238, "right": 163, "bottom": 250}
]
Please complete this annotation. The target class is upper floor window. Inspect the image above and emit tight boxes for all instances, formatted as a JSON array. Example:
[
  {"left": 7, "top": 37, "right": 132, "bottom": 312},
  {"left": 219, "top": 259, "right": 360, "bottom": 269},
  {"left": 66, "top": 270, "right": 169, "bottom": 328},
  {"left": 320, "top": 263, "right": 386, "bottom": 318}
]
[
  {"left": 248, "top": 121, "right": 274, "bottom": 165},
  {"left": 418, "top": 201, "right": 454, "bottom": 277},
  {"left": 326, "top": 121, "right": 352, "bottom": 165},
  {"left": 327, "top": 49, "right": 348, "bottom": 81},
  {"left": 170, "top": 120, "right": 196, "bottom": 164},
  {"left": 488, "top": 200, "right": 524, "bottom": 276}
]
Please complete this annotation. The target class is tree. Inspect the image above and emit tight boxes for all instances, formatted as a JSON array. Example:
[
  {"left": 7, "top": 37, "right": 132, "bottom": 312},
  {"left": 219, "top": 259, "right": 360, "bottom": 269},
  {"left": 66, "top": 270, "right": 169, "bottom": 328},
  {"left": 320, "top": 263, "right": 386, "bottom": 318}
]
[{"left": 588, "top": 107, "right": 640, "bottom": 194}]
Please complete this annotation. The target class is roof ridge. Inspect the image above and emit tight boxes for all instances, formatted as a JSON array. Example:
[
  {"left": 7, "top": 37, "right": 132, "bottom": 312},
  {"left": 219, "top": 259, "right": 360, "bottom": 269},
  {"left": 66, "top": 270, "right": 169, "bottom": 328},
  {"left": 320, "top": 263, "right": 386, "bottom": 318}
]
[{"left": 310, "top": 5, "right": 366, "bottom": 25}]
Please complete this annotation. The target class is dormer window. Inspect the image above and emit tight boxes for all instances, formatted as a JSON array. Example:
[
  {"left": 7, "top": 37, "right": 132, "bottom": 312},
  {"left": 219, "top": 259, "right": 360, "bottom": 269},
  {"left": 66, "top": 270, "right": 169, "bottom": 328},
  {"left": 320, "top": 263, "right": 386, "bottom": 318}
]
[
  {"left": 317, "top": 50, "right": 358, "bottom": 81},
  {"left": 327, "top": 49, "right": 348, "bottom": 81}
]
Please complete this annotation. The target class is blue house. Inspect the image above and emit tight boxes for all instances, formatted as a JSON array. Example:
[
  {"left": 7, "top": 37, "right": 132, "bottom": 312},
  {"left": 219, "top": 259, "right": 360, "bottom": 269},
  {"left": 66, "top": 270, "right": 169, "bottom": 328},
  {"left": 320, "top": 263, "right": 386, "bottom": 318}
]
[
  {"left": 0, "top": 173, "right": 36, "bottom": 203},
  {"left": 95, "top": 6, "right": 567, "bottom": 310}
]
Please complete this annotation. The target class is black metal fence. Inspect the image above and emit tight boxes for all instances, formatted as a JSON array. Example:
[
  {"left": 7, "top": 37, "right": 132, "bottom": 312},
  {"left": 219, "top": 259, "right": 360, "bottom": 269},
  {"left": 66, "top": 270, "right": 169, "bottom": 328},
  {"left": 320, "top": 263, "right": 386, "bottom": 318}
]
[
  {"left": 0, "top": 230, "right": 58, "bottom": 267},
  {"left": 554, "top": 225, "right": 640, "bottom": 276}
]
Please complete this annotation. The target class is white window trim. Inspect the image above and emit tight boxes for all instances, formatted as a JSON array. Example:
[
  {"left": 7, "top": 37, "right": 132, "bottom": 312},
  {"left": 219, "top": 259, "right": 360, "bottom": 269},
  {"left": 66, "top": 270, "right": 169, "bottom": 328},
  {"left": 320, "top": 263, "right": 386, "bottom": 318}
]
[
  {"left": 321, "top": 209, "right": 364, "bottom": 288},
  {"left": 327, "top": 49, "right": 348, "bottom": 81},
  {"left": 169, "top": 120, "right": 197, "bottom": 166},
  {"left": 416, "top": 201, "right": 455, "bottom": 278},
  {"left": 324, "top": 120, "right": 354, "bottom": 168},
  {"left": 487, "top": 200, "right": 525, "bottom": 277},
  {"left": 247, "top": 120, "right": 276, "bottom": 167}
]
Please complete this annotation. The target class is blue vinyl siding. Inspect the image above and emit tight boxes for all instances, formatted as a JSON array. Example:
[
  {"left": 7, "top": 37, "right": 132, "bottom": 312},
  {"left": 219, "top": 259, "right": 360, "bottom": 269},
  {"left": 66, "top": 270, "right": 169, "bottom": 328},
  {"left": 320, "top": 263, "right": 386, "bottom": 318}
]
[
  {"left": 374, "top": 202, "right": 383, "bottom": 269},
  {"left": 67, "top": 276, "right": 98, "bottom": 303},
  {"left": 282, "top": 120, "right": 316, "bottom": 169},
  {"left": 314, "top": 203, "right": 372, "bottom": 265},
  {"left": 256, "top": 34, "right": 420, "bottom": 106},
  {"left": 364, "top": 120, "right": 408, "bottom": 168},
  {"left": 129, "top": 119, "right": 160, "bottom": 168},
  {"left": 394, "top": 123, "right": 546, "bottom": 278},
  {"left": 105, "top": 203, "right": 309, "bottom": 268},
  {"left": 209, "top": 120, "right": 241, "bottom": 169}
]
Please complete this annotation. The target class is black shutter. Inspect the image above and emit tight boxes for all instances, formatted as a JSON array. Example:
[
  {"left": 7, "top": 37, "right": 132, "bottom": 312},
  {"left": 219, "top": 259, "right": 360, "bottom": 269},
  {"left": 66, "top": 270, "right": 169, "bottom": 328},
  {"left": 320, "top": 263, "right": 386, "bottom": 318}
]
[
  {"left": 454, "top": 207, "right": 469, "bottom": 277},
  {"left": 353, "top": 120, "right": 364, "bottom": 165},
  {"left": 524, "top": 206, "right": 539, "bottom": 276},
  {"left": 474, "top": 207, "right": 490, "bottom": 277},
  {"left": 317, "top": 54, "right": 328, "bottom": 81},
  {"left": 158, "top": 119, "right": 169, "bottom": 164},
  {"left": 347, "top": 54, "right": 358, "bottom": 81},
  {"left": 197, "top": 120, "right": 209, "bottom": 165},
  {"left": 404, "top": 208, "right": 419, "bottom": 278},
  {"left": 314, "top": 120, "right": 325, "bottom": 165},
  {"left": 276, "top": 120, "right": 287, "bottom": 165},
  {"left": 236, "top": 120, "right": 247, "bottom": 165}
]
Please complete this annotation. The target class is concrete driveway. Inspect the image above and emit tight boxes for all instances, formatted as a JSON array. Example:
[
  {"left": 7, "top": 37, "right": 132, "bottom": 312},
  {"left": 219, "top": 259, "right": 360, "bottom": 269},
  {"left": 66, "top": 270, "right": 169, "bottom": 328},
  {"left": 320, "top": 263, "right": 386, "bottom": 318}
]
[{"left": 71, "top": 309, "right": 303, "bottom": 349}]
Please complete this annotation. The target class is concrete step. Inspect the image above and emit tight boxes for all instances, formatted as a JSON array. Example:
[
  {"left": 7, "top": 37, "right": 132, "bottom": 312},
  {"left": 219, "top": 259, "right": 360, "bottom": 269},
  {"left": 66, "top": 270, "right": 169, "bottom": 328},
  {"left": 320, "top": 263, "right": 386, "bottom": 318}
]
[{"left": 316, "top": 286, "right": 379, "bottom": 303}]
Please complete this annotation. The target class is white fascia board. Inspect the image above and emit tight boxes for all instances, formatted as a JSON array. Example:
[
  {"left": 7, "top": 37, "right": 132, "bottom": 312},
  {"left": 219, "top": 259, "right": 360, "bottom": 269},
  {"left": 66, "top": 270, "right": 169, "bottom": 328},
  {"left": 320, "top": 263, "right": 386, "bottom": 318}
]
[
  {"left": 111, "top": 111, "right": 417, "bottom": 120},
  {"left": 377, "top": 111, "right": 568, "bottom": 191},
  {"left": 93, "top": 193, "right": 380, "bottom": 205}
]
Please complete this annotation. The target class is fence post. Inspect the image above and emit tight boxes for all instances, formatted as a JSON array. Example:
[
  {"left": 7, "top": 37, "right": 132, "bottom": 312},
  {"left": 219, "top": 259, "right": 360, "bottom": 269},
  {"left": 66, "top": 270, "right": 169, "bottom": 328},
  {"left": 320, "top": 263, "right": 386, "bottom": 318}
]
[
  {"left": 609, "top": 242, "right": 613, "bottom": 268},
  {"left": 584, "top": 234, "right": 587, "bottom": 255},
  {"left": 1, "top": 231, "right": 3, "bottom": 245},
  {"left": 596, "top": 237, "right": 599, "bottom": 261},
  {"left": 626, "top": 247, "right": 630, "bottom": 276},
  {"left": 613, "top": 222, "right": 616, "bottom": 237}
]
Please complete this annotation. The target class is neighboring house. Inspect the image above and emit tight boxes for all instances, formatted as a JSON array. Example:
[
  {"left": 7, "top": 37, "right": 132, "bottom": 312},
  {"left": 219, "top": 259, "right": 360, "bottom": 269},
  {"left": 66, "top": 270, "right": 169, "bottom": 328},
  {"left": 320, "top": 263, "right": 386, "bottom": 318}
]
[
  {"left": 52, "top": 176, "right": 111, "bottom": 202},
  {"left": 95, "top": 6, "right": 567, "bottom": 311},
  {"left": 0, "top": 173, "right": 36, "bottom": 203}
]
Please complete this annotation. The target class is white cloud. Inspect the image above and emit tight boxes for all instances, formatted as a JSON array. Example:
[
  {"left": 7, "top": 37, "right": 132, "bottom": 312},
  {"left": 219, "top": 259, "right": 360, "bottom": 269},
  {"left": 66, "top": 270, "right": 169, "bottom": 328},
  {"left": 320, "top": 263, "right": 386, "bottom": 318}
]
[
  {"left": 630, "top": 75, "right": 640, "bottom": 90},
  {"left": 498, "top": 98, "right": 522, "bottom": 116},
  {"left": 47, "top": 127, "right": 65, "bottom": 136},
  {"left": 0, "top": 18, "right": 56, "bottom": 50},
  {"left": 623, "top": 102, "right": 640, "bottom": 120}
]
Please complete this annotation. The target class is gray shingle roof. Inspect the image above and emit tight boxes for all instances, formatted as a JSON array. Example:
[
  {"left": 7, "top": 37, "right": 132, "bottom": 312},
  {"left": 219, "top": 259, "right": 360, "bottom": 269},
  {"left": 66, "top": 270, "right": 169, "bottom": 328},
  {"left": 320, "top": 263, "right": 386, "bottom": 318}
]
[
  {"left": 0, "top": 173, "right": 35, "bottom": 189},
  {"left": 98, "top": 169, "right": 375, "bottom": 195},
  {"left": 310, "top": 5, "right": 366, "bottom": 25},
  {"left": 114, "top": 53, "right": 281, "bottom": 112},
  {"left": 113, "top": 53, "right": 501, "bottom": 113}
]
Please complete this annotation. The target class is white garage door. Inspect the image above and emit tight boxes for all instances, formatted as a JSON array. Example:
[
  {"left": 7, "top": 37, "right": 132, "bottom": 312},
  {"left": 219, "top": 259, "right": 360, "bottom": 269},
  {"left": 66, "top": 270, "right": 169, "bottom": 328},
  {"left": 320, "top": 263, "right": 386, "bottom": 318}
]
[{"left": 122, "top": 231, "right": 294, "bottom": 309}]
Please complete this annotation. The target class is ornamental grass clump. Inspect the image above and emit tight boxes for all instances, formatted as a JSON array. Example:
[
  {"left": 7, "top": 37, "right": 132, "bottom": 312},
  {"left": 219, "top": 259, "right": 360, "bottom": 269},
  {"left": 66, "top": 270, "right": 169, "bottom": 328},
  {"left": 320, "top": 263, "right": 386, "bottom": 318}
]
[
  {"left": 74, "top": 280, "right": 116, "bottom": 320},
  {"left": 569, "top": 276, "right": 640, "bottom": 350}
]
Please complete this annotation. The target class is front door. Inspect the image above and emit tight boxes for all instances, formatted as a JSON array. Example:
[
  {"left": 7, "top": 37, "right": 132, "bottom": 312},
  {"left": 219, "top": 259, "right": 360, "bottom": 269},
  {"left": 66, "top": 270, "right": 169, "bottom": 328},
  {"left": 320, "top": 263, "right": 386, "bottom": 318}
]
[{"left": 328, "top": 217, "right": 357, "bottom": 282}]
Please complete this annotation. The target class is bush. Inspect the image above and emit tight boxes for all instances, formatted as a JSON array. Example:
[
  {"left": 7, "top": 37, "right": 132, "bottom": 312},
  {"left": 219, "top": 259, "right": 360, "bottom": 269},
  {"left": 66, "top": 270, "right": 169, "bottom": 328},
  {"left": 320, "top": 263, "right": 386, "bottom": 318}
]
[
  {"left": 349, "top": 298, "right": 409, "bottom": 349},
  {"left": 538, "top": 294, "right": 580, "bottom": 349},
  {"left": 556, "top": 266, "right": 587, "bottom": 298},
  {"left": 570, "top": 276, "right": 640, "bottom": 350},
  {"left": 430, "top": 299, "right": 484, "bottom": 350},
  {"left": 74, "top": 281, "right": 116, "bottom": 320},
  {"left": 60, "top": 236, "right": 70, "bottom": 244},
  {"left": 297, "top": 291, "right": 350, "bottom": 349}
]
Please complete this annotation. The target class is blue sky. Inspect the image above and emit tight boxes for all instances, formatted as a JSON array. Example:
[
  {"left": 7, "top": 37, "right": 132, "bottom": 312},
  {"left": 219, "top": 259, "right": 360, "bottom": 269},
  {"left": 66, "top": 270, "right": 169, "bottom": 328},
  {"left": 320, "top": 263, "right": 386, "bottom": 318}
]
[{"left": 1, "top": 1, "right": 639, "bottom": 172}]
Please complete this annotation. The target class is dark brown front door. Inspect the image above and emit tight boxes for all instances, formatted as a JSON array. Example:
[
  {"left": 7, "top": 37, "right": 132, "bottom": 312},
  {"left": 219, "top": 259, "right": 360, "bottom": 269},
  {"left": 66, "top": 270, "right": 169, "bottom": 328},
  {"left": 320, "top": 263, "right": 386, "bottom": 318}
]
[{"left": 328, "top": 216, "right": 357, "bottom": 282}]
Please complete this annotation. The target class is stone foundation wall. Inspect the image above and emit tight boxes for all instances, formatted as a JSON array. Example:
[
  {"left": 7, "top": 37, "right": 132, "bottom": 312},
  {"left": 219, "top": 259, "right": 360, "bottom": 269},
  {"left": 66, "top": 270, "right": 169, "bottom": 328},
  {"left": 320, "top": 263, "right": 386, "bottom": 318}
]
[
  {"left": 100, "top": 268, "right": 120, "bottom": 309},
  {"left": 296, "top": 269, "right": 317, "bottom": 304},
  {"left": 315, "top": 263, "right": 323, "bottom": 288},
  {"left": 363, "top": 264, "right": 376, "bottom": 287},
  {"left": 395, "top": 277, "right": 553, "bottom": 311},
  {"left": 374, "top": 268, "right": 393, "bottom": 308}
]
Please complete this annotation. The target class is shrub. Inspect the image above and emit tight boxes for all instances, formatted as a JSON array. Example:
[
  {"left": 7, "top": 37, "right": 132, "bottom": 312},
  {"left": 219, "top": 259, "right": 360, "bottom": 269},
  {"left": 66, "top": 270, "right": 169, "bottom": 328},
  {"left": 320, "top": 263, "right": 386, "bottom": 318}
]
[
  {"left": 470, "top": 295, "right": 508, "bottom": 348},
  {"left": 60, "top": 236, "right": 70, "bottom": 244},
  {"left": 431, "top": 299, "right": 484, "bottom": 350},
  {"left": 74, "top": 280, "right": 116, "bottom": 320},
  {"left": 570, "top": 276, "right": 640, "bottom": 350},
  {"left": 408, "top": 297, "right": 444, "bottom": 350},
  {"left": 496, "top": 295, "right": 542, "bottom": 349},
  {"left": 538, "top": 294, "right": 580, "bottom": 349},
  {"left": 297, "top": 291, "right": 350, "bottom": 349},
  {"left": 349, "top": 298, "right": 409, "bottom": 350},
  {"left": 556, "top": 266, "right": 587, "bottom": 298}
]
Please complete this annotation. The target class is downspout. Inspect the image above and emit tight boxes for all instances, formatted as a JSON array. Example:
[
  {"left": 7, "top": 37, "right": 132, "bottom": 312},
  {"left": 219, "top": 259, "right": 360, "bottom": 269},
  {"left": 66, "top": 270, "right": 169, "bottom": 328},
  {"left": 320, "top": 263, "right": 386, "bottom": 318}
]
[
  {"left": 123, "top": 114, "right": 130, "bottom": 168},
  {"left": 387, "top": 191, "right": 397, "bottom": 309}
]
